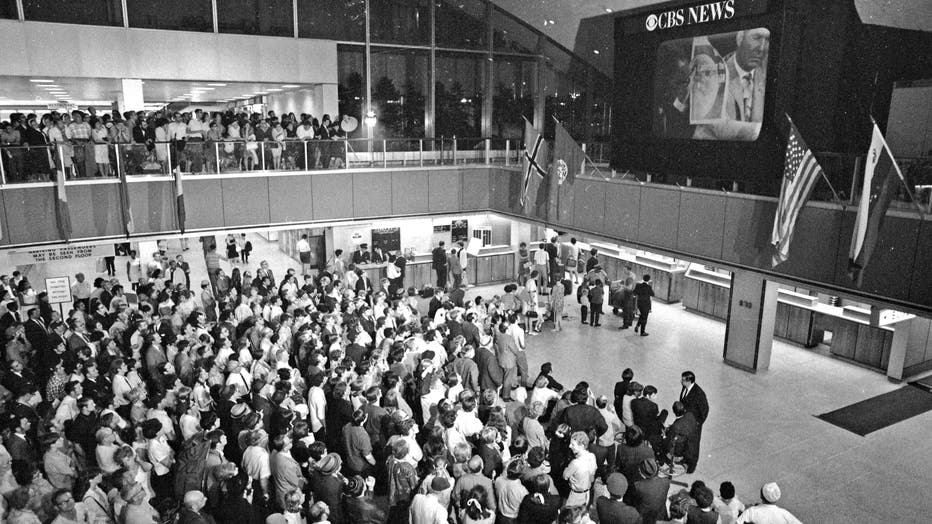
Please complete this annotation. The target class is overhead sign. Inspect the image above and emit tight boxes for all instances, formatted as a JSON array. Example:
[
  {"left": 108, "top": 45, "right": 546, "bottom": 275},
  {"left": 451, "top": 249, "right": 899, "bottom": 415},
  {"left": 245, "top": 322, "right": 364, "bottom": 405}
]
[
  {"left": 47, "top": 102, "right": 78, "bottom": 111},
  {"left": 4, "top": 244, "right": 113, "bottom": 266},
  {"left": 44, "top": 276, "right": 72, "bottom": 304},
  {"left": 350, "top": 231, "right": 364, "bottom": 245},
  {"left": 623, "top": 0, "right": 768, "bottom": 34}
]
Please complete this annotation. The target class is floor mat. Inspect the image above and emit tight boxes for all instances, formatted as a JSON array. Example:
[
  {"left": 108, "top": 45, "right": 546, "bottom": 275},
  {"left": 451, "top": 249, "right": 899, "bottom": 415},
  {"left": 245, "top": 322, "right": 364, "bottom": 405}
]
[{"left": 816, "top": 385, "right": 932, "bottom": 436}]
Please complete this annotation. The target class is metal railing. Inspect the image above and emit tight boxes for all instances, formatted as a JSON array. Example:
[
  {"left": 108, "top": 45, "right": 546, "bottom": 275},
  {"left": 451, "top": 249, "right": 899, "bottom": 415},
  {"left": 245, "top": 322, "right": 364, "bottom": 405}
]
[{"left": 0, "top": 137, "right": 525, "bottom": 182}]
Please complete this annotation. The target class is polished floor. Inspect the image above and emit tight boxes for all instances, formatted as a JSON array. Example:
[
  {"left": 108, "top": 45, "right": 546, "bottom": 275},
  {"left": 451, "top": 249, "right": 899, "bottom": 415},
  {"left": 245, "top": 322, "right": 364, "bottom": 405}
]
[{"left": 42, "top": 233, "right": 932, "bottom": 522}]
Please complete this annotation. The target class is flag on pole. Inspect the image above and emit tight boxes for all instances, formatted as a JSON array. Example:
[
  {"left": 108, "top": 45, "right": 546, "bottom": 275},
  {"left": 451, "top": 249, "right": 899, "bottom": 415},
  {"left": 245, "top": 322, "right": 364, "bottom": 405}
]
[
  {"left": 552, "top": 117, "right": 584, "bottom": 187},
  {"left": 521, "top": 117, "right": 547, "bottom": 207},
  {"left": 770, "top": 117, "right": 824, "bottom": 266},
  {"left": 848, "top": 122, "right": 905, "bottom": 286},
  {"left": 118, "top": 167, "right": 135, "bottom": 236},
  {"left": 54, "top": 168, "right": 72, "bottom": 240},
  {"left": 173, "top": 169, "right": 187, "bottom": 234}
]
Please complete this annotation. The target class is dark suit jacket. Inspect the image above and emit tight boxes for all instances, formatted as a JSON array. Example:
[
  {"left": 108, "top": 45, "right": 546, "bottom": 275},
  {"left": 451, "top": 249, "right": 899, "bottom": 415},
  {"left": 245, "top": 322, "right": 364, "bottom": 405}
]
[
  {"left": 680, "top": 384, "right": 709, "bottom": 426},
  {"left": 355, "top": 276, "right": 373, "bottom": 293},
  {"left": 633, "top": 476, "right": 671, "bottom": 524},
  {"left": 461, "top": 322, "right": 480, "bottom": 349},
  {"left": 431, "top": 247, "right": 447, "bottom": 270},
  {"left": 0, "top": 311, "right": 21, "bottom": 331},
  {"left": 5, "top": 433, "right": 35, "bottom": 462},
  {"left": 24, "top": 319, "right": 49, "bottom": 352},
  {"left": 631, "top": 397, "right": 666, "bottom": 441},
  {"left": 474, "top": 346, "right": 503, "bottom": 391},
  {"left": 667, "top": 413, "right": 699, "bottom": 465}
]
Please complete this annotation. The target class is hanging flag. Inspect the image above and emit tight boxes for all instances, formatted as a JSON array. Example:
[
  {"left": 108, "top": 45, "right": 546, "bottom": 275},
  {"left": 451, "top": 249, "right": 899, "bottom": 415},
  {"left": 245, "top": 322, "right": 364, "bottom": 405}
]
[
  {"left": 173, "top": 169, "right": 187, "bottom": 234},
  {"left": 520, "top": 117, "right": 548, "bottom": 207},
  {"left": 118, "top": 166, "right": 135, "bottom": 236},
  {"left": 54, "top": 168, "right": 72, "bottom": 240},
  {"left": 770, "top": 117, "right": 824, "bottom": 266},
  {"left": 552, "top": 117, "right": 584, "bottom": 187},
  {"left": 848, "top": 122, "right": 906, "bottom": 286}
]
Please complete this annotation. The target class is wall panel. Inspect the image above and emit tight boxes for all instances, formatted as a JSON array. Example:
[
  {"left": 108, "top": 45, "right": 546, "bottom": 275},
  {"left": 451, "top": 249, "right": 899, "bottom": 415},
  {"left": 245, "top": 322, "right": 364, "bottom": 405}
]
[
  {"left": 428, "top": 170, "right": 462, "bottom": 213},
  {"left": 268, "top": 175, "right": 314, "bottom": 224},
  {"left": 910, "top": 220, "right": 932, "bottom": 307},
  {"left": 832, "top": 213, "right": 920, "bottom": 302},
  {"left": 311, "top": 173, "right": 354, "bottom": 220},
  {"left": 182, "top": 179, "right": 225, "bottom": 230},
  {"left": 678, "top": 192, "right": 725, "bottom": 260},
  {"left": 391, "top": 172, "right": 429, "bottom": 215},
  {"left": 774, "top": 206, "right": 842, "bottom": 283},
  {"left": 1, "top": 187, "right": 60, "bottom": 244},
  {"left": 721, "top": 197, "right": 775, "bottom": 266},
  {"left": 603, "top": 182, "right": 640, "bottom": 241},
  {"left": 571, "top": 180, "right": 607, "bottom": 233},
  {"left": 221, "top": 178, "right": 271, "bottom": 228},
  {"left": 461, "top": 168, "right": 490, "bottom": 211},
  {"left": 128, "top": 180, "right": 177, "bottom": 234},
  {"left": 68, "top": 184, "right": 124, "bottom": 239},
  {"left": 353, "top": 172, "right": 393, "bottom": 218},
  {"left": 637, "top": 186, "right": 680, "bottom": 249}
]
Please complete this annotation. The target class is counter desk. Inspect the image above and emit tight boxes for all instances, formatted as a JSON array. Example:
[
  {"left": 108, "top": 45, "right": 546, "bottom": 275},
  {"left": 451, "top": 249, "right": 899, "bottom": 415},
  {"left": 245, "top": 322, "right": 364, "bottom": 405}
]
[
  {"left": 569, "top": 243, "right": 686, "bottom": 303},
  {"left": 357, "top": 246, "right": 516, "bottom": 291}
]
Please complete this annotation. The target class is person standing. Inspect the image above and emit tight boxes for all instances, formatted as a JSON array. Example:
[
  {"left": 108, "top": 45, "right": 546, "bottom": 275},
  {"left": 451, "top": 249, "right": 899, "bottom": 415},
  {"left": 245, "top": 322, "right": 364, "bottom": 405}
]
[
  {"left": 549, "top": 279, "right": 564, "bottom": 332},
  {"left": 432, "top": 241, "right": 448, "bottom": 290},
  {"left": 449, "top": 248, "right": 463, "bottom": 289},
  {"left": 588, "top": 280, "right": 604, "bottom": 327},
  {"left": 633, "top": 275, "right": 654, "bottom": 336},
  {"left": 204, "top": 244, "right": 221, "bottom": 296},
  {"left": 296, "top": 234, "right": 312, "bottom": 275},
  {"left": 735, "top": 482, "right": 802, "bottom": 524},
  {"left": 678, "top": 371, "right": 708, "bottom": 474},
  {"left": 566, "top": 238, "right": 581, "bottom": 284},
  {"left": 458, "top": 242, "right": 469, "bottom": 286}
]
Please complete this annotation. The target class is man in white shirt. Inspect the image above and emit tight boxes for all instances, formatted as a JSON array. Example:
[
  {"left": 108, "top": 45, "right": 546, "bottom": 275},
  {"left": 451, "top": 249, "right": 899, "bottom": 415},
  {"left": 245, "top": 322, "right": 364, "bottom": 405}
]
[
  {"left": 296, "top": 234, "right": 312, "bottom": 275},
  {"left": 736, "top": 482, "right": 802, "bottom": 524},
  {"left": 71, "top": 273, "right": 93, "bottom": 309},
  {"left": 307, "top": 374, "right": 327, "bottom": 438},
  {"left": 533, "top": 243, "right": 550, "bottom": 287},
  {"left": 242, "top": 430, "right": 272, "bottom": 504},
  {"left": 409, "top": 477, "right": 450, "bottom": 524}
]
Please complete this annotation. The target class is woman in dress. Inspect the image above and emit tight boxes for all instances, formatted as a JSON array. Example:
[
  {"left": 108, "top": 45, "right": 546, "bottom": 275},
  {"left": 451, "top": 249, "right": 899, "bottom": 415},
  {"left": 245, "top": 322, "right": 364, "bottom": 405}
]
[
  {"left": 91, "top": 120, "right": 111, "bottom": 177},
  {"left": 225, "top": 234, "right": 238, "bottom": 263}
]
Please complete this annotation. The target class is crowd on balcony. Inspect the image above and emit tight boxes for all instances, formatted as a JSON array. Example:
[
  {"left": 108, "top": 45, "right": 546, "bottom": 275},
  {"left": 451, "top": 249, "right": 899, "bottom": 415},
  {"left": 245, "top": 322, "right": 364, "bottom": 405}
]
[
  {"left": 0, "top": 234, "right": 803, "bottom": 523},
  {"left": 0, "top": 108, "right": 349, "bottom": 182}
]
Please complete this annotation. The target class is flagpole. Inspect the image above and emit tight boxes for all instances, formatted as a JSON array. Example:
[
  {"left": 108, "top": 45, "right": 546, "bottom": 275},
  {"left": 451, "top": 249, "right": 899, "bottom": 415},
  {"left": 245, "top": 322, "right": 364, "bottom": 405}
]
[
  {"left": 786, "top": 114, "right": 845, "bottom": 206},
  {"left": 869, "top": 115, "right": 925, "bottom": 219}
]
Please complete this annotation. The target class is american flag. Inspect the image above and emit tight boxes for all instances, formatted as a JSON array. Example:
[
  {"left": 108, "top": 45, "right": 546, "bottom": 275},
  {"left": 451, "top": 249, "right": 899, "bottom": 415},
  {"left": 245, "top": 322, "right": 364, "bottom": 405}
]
[{"left": 771, "top": 118, "right": 824, "bottom": 266}]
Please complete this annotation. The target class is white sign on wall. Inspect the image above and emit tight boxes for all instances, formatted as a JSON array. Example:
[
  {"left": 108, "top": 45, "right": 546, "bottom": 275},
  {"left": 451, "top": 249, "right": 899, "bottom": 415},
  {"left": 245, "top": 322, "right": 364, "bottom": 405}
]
[
  {"left": 44, "top": 276, "right": 72, "bottom": 304},
  {"left": 5, "top": 244, "right": 112, "bottom": 266}
]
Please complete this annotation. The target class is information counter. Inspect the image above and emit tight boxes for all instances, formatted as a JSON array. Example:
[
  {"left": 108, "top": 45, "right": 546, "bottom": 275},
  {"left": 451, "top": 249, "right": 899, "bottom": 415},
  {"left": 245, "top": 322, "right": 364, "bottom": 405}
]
[
  {"left": 574, "top": 243, "right": 687, "bottom": 303},
  {"left": 356, "top": 245, "right": 515, "bottom": 290},
  {"left": 682, "top": 266, "right": 731, "bottom": 319}
]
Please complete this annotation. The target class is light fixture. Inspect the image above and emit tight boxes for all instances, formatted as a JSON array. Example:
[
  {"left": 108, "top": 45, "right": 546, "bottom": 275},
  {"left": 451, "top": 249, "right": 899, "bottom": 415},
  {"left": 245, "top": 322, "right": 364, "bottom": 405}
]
[
  {"left": 605, "top": 7, "right": 613, "bottom": 12},
  {"left": 267, "top": 88, "right": 282, "bottom": 92},
  {"left": 281, "top": 84, "right": 300, "bottom": 88},
  {"left": 30, "top": 79, "right": 54, "bottom": 83},
  {"left": 40, "top": 85, "right": 61, "bottom": 89},
  {"left": 593, "top": 49, "right": 600, "bottom": 54},
  {"left": 207, "top": 83, "right": 227, "bottom": 86},
  {"left": 364, "top": 110, "right": 377, "bottom": 128},
  {"left": 192, "top": 87, "right": 215, "bottom": 91}
]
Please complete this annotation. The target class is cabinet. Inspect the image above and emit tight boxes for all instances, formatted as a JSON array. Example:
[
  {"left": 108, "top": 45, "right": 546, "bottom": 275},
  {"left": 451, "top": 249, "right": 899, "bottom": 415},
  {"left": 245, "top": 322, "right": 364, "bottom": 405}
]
[{"left": 682, "top": 269, "right": 730, "bottom": 321}]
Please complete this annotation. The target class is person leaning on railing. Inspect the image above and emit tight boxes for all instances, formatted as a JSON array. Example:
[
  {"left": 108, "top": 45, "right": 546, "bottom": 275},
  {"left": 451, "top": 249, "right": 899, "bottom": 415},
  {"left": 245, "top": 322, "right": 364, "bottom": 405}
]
[{"left": 0, "top": 119, "right": 25, "bottom": 182}]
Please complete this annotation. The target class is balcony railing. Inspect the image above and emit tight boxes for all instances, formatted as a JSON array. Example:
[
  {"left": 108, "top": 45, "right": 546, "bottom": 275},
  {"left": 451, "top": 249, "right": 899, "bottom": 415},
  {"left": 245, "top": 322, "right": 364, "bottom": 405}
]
[{"left": 0, "top": 137, "right": 525, "bottom": 182}]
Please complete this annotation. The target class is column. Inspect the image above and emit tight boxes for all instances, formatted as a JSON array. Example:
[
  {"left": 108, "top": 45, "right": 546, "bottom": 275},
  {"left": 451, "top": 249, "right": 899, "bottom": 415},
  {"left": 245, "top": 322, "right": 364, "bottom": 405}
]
[
  {"left": 118, "top": 79, "right": 145, "bottom": 113},
  {"left": 723, "top": 270, "right": 779, "bottom": 372},
  {"left": 313, "top": 84, "right": 339, "bottom": 119}
]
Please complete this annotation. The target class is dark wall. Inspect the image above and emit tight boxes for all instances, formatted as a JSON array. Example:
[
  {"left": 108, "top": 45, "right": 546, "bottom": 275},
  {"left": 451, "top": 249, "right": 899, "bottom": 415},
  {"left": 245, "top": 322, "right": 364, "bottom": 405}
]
[{"left": 611, "top": 0, "right": 932, "bottom": 190}]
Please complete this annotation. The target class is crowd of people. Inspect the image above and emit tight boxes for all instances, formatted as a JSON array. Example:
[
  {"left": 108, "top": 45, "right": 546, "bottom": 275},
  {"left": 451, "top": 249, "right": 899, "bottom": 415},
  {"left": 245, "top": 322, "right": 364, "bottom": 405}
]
[
  {"left": 0, "top": 107, "right": 350, "bottom": 182},
  {"left": 0, "top": 234, "right": 803, "bottom": 523}
]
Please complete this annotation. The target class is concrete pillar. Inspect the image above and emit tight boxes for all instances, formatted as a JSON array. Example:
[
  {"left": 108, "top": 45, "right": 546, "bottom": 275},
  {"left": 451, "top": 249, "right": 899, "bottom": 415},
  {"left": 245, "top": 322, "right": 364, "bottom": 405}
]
[
  {"left": 119, "top": 79, "right": 145, "bottom": 113},
  {"left": 723, "top": 270, "right": 779, "bottom": 373},
  {"left": 313, "top": 84, "right": 339, "bottom": 119}
]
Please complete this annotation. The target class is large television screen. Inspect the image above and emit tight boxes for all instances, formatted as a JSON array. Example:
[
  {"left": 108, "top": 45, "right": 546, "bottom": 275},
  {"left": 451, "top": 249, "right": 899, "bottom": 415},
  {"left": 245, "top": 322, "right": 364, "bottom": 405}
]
[{"left": 653, "top": 27, "right": 770, "bottom": 141}]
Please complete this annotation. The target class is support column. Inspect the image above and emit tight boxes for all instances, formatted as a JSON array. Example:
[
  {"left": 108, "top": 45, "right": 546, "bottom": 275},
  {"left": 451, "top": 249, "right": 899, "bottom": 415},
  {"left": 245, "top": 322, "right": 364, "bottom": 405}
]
[
  {"left": 118, "top": 79, "right": 145, "bottom": 113},
  {"left": 313, "top": 84, "right": 339, "bottom": 119},
  {"left": 723, "top": 270, "right": 779, "bottom": 373}
]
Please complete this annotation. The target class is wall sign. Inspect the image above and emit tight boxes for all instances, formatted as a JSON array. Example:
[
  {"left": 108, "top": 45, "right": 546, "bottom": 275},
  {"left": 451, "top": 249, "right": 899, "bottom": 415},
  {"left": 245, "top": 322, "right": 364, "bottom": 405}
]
[
  {"left": 3, "top": 244, "right": 113, "bottom": 266},
  {"left": 451, "top": 220, "right": 469, "bottom": 244},
  {"left": 622, "top": 0, "right": 768, "bottom": 34}
]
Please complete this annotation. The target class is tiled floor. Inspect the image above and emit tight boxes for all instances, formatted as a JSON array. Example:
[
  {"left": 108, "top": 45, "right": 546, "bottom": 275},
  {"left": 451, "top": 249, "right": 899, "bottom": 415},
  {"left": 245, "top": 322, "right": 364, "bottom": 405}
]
[{"left": 36, "top": 233, "right": 932, "bottom": 522}]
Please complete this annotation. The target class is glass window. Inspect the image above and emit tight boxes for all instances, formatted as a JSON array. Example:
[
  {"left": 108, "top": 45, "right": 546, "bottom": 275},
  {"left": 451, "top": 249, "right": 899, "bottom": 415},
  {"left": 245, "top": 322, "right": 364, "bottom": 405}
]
[
  {"left": 435, "top": 0, "right": 487, "bottom": 50},
  {"left": 217, "top": 0, "right": 293, "bottom": 36},
  {"left": 492, "top": 7, "right": 539, "bottom": 55},
  {"left": 338, "top": 45, "right": 366, "bottom": 138},
  {"left": 369, "top": 0, "right": 429, "bottom": 46},
  {"left": 370, "top": 47, "right": 429, "bottom": 139},
  {"left": 492, "top": 56, "right": 536, "bottom": 139},
  {"left": 128, "top": 0, "right": 212, "bottom": 32},
  {"left": 436, "top": 52, "right": 486, "bottom": 138},
  {"left": 541, "top": 42, "right": 591, "bottom": 140},
  {"left": 297, "top": 0, "right": 364, "bottom": 41},
  {"left": 0, "top": 0, "right": 18, "bottom": 19},
  {"left": 23, "top": 0, "right": 122, "bottom": 26}
]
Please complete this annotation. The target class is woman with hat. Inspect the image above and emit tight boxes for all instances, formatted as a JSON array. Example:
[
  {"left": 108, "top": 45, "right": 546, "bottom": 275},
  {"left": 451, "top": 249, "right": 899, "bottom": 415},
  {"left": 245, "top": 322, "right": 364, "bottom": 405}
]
[{"left": 308, "top": 453, "right": 344, "bottom": 524}]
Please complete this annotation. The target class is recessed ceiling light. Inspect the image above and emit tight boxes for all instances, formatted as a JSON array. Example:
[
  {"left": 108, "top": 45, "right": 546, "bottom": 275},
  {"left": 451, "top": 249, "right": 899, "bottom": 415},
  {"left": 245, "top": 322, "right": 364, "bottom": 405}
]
[
  {"left": 207, "top": 83, "right": 227, "bottom": 87},
  {"left": 281, "top": 84, "right": 300, "bottom": 88},
  {"left": 267, "top": 88, "right": 282, "bottom": 92},
  {"left": 41, "top": 85, "right": 61, "bottom": 89},
  {"left": 30, "top": 79, "right": 54, "bottom": 83},
  {"left": 192, "top": 87, "right": 214, "bottom": 91},
  {"left": 593, "top": 49, "right": 600, "bottom": 54},
  {"left": 604, "top": 7, "right": 613, "bottom": 12}
]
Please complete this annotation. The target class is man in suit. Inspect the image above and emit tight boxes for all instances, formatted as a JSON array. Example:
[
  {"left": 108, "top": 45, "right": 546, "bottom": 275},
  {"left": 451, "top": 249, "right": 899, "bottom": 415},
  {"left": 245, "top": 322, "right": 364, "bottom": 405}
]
[
  {"left": 0, "top": 301, "right": 22, "bottom": 332},
  {"left": 352, "top": 243, "right": 371, "bottom": 266},
  {"left": 694, "top": 28, "right": 770, "bottom": 141},
  {"left": 633, "top": 275, "right": 655, "bottom": 336},
  {"left": 461, "top": 312, "right": 481, "bottom": 349},
  {"left": 631, "top": 385, "right": 668, "bottom": 457},
  {"left": 354, "top": 268, "right": 373, "bottom": 294},
  {"left": 432, "top": 241, "right": 448, "bottom": 289},
  {"left": 665, "top": 401, "right": 699, "bottom": 473},
  {"left": 494, "top": 322, "right": 520, "bottom": 398},
  {"left": 474, "top": 339, "right": 503, "bottom": 392},
  {"left": 633, "top": 458, "right": 671, "bottom": 524},
  {"left": 678, "top": 370, "right": 709, "bottom": 473},
  {"left": 654, "top": 46, "right": 695, "bottom": 139},
  {"left": 427, "top": 289, "right": 445, "bottom": 320}
]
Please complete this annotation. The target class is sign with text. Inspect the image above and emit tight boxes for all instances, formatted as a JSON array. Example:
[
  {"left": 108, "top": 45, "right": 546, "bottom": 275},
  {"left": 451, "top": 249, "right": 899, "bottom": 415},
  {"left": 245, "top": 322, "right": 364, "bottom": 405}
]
[
  {"left": 44, "top": 276, "right": 72, "bottom": 304},
  {"left": 4, "top": 244, "right": 113, "bottom": 266},
  {"left": 622, "top": 0, "right": 768, "bottom": 34}
]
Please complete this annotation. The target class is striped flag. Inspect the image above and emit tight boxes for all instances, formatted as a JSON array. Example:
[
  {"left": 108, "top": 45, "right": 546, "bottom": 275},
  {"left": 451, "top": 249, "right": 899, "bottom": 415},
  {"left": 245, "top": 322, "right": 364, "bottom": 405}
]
[
  {"left": 118, "top": 166, "right": 135, "bottom": 236},
  {"left": 521, "top": 117, "right": 547, "bottom": 208},
  {"left": 173, "top": 168, "right": 187, "bottom": 234},
  {"left": 54, "top": 168, "right": 72, "bottom": 240},
  {"left": 848, "top": 122, "right": 905, "bottom": 286},
  {"left": 771, "top": 118, "right": 824, "bottom": 266}
]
